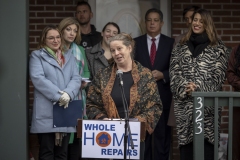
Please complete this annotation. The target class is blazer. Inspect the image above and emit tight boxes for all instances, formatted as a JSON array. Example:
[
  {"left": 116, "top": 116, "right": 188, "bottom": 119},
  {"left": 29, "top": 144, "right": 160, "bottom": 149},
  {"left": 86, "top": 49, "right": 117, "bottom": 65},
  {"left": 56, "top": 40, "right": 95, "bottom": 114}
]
[
  {"left": 29, "top": 48, "right": 81, "bottom": 133},
  {"left": 134, "top": 34, "right": 174, "bottom": 110}
]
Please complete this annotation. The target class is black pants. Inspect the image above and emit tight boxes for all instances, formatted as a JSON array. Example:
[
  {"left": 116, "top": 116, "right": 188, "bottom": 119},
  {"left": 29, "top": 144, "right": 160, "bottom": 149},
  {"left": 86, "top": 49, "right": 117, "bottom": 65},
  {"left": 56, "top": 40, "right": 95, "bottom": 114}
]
[
  {"left": 68, "top": 133, "right": 95, "bottom": 160},
  {"left": 38, "top": 133, "right": 70, "bottom": 160},
  {"left": 68, "top": 133, "right": 81, "bottom": 160},
  {"left": 144, "top": 109, "right": 171, "bottom": 160},
  {"left": 180, "top": 139, "right": 214, "bottom": 160},
  {"left": 233, "top": 107, "right": 240, "bottom": 159}
]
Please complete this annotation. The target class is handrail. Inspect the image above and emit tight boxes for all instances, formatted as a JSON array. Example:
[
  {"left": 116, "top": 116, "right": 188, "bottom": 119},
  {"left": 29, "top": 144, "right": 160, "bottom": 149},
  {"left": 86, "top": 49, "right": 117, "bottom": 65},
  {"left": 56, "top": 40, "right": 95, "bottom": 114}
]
[{"left": 192, "top": 91, "right": 240, "bottom": 160}]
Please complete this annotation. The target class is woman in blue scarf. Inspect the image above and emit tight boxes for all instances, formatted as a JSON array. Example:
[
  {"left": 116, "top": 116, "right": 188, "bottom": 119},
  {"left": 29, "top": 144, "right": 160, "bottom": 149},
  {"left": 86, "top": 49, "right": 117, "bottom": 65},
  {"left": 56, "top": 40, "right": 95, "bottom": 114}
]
[{"left": 59, "top": 17, "right": 90, "bottom": 160}]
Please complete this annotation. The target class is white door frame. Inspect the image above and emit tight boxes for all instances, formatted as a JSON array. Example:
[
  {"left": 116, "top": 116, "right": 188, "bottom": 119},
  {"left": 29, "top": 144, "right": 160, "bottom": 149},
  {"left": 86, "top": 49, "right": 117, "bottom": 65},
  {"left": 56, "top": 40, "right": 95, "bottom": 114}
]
[{"left": 88, "top": 0, "right": 171, "bottom": 37}]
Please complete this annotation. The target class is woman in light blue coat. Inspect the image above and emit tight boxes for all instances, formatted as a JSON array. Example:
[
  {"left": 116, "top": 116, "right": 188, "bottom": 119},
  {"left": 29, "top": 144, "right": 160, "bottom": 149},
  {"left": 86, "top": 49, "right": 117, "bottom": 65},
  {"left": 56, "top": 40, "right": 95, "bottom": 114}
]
[{"left": 29, "top": 25, "right": 81, "bottom": 160}]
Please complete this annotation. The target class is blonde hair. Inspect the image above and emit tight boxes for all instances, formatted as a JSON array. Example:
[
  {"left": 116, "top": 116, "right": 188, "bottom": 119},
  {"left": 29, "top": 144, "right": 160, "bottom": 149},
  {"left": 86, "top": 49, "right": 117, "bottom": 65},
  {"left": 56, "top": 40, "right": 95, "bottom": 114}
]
[
  {"left": 109, "top": 32, "right": 135, "bottom": 58},
  {"left": 37, "top": 25, "right": 63, "bottom": 52},
  {"left": 58, "top": 17, "right": 81, "bottom": 45},
  {"left": 181, "top": 9, "right": 218, "bottom": 46}
]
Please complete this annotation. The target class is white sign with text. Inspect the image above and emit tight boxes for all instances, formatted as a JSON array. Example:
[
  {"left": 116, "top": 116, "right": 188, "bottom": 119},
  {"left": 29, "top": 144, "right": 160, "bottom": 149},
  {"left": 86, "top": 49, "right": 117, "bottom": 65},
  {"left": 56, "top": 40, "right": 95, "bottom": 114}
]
[{"left": 82, "top": 120, "right": 140, "bottom": 159}]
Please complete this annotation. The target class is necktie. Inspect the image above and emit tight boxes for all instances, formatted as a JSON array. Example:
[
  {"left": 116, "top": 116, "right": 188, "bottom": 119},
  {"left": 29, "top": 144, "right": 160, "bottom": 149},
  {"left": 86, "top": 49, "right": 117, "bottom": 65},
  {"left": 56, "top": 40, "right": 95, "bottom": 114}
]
[{"left": 150, "top": 38, "right": 156, "bottom": 66}]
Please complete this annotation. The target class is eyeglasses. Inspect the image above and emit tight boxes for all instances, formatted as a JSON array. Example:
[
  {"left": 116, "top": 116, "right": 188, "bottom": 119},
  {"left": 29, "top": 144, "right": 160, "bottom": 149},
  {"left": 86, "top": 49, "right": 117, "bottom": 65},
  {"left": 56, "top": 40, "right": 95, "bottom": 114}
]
[{"left": 46, "top": 36, "right": 61, "bottom": 41}]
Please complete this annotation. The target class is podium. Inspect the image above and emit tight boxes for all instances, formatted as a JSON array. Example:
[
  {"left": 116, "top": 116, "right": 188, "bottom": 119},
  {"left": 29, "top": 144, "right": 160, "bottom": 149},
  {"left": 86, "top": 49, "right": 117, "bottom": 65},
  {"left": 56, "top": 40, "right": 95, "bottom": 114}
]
[{"left": 77, "top": 119, "right": 146, "bottom": 159}]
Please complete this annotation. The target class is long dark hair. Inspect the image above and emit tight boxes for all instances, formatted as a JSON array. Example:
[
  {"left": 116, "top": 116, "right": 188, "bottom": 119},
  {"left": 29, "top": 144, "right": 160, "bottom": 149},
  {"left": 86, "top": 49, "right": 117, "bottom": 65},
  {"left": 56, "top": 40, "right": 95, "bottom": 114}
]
[{"left": 181, "top": 9, "right": 218, "bottom": 46}]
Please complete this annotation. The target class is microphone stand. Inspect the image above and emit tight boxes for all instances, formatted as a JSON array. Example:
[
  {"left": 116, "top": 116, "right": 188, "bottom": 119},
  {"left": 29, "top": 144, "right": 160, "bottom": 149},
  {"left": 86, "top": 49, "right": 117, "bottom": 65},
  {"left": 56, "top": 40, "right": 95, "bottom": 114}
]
[{"left": 119, "top": 81, "right": 134, "bottom": 160}]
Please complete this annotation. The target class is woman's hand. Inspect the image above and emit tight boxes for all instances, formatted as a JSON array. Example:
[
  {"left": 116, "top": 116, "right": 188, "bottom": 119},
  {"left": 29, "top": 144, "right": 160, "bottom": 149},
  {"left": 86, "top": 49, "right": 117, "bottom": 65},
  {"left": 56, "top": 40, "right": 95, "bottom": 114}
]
[
  {"left": 185, "top": 82, "right": 197, "bottom": 95},
  {"left": 58, "top": 91, "right": 70, "bottom": 108},
  {"left": 81, "top": 81, "right": 88, "bottom": 89}
]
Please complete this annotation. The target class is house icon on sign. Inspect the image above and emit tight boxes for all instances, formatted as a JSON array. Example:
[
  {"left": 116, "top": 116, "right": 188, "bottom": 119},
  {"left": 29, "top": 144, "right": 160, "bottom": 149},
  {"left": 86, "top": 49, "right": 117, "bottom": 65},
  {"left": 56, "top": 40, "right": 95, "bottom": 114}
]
[{"left": 98, "top": 133, "right": 110, "bottom": 145}]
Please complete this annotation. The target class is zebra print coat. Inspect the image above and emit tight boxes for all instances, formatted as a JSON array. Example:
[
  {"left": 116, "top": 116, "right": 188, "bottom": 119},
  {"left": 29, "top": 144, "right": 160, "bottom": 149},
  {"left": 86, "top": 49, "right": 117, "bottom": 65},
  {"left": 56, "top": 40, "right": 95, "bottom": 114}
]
[{"left": 170, "top": 40, "right": 229, "bottom": 146}]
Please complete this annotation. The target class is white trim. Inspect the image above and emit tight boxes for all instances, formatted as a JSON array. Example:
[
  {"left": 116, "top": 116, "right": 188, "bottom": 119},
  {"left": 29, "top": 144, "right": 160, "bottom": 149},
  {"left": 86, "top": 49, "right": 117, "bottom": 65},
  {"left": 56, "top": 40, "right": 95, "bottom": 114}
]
[
  {"left": 88, "top": 0, "right": 96, "bottom": 26},
  {"left": 160, "top": 0, "right": 171, "bottom": 36}
]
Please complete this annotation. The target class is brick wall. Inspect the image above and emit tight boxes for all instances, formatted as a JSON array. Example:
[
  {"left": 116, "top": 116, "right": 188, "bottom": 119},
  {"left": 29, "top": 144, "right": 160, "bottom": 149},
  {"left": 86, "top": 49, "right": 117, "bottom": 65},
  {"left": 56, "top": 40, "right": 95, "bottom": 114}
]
[
  {"left": 172, "top": 0, "right": 240, "bottom": 48},
  {"left": 29, "top": 0, "right": 78, "bottom": 53}
]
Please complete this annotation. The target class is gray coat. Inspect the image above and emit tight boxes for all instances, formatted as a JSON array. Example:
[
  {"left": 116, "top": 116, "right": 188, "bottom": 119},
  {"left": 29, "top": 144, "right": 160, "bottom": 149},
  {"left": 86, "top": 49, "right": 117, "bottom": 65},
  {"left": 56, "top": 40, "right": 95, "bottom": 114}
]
[
  {"left": 29, "top": 48, "right": 81, "bottom": 133},
  {"left": 85, "top": 42, "right": 109, "bottom": 79}
]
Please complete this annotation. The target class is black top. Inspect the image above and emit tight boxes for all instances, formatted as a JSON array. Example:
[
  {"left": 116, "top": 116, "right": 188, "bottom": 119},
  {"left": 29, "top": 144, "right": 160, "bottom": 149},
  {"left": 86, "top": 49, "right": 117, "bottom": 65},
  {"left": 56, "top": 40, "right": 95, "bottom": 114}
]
[
  {"left": 111, "top": 71, "right": 134, "bottom": 118},
  {"left": 80, "top": 25, "right": 102, "bottom": 50}
]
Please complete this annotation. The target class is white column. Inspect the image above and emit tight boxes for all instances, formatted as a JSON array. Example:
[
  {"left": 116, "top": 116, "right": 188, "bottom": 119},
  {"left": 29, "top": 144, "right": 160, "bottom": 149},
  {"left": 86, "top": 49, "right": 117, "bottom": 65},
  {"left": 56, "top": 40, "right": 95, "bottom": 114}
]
[
  {"left": 160, "top": 0, "right": 171, "bottom": 37},
  {"left": 88, "top": 0, "right": 96, "bottom": 26}
]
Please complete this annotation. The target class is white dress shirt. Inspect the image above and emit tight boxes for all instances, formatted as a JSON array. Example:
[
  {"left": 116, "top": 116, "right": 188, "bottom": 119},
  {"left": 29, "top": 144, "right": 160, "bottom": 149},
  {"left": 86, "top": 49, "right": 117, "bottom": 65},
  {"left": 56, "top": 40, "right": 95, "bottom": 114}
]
[{"left": 147, "top": 34, "right": 161, "bottom": 55}]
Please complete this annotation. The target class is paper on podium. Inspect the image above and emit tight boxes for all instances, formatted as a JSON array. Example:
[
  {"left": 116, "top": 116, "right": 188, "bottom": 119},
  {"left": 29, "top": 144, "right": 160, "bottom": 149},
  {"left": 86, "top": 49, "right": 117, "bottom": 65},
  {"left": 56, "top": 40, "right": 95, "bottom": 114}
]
[
  {"left": 53, "top": 100, "right": 82, "bottom": 127},
  {"left": 82, "top": 77, "right": 91, "bottom": 83},
  {"left": 105, "top": 118, "right": 139, "bottom": 121}
]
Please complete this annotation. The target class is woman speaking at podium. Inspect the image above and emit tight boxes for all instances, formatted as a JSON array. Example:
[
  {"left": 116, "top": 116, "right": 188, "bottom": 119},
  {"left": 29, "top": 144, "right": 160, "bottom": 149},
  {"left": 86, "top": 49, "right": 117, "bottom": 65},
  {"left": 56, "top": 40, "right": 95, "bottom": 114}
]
[{"left": 86, "top": 33, "right": 162, "bottom": 135}]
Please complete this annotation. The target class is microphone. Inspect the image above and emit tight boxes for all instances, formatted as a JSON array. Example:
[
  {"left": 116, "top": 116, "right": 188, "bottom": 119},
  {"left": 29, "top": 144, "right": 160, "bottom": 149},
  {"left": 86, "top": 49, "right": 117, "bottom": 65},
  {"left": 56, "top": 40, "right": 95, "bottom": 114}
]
[{"left": 116, "top": 70, "right": 123, "bottom": 86}]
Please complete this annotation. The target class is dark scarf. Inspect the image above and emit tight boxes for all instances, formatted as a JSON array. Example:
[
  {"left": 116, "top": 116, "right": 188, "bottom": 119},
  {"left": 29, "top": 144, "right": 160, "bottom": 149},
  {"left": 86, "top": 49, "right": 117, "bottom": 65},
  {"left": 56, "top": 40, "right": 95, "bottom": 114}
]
[{"left": 187, "top": 32, "right": 210, "bottom": 58}]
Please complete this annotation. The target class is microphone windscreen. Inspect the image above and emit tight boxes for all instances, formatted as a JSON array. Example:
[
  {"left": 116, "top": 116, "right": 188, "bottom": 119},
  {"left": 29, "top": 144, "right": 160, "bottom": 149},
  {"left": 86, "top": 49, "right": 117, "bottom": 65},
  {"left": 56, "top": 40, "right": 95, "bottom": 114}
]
[{"left": 116, "top": 70, "right": 123, "bottom": 75}]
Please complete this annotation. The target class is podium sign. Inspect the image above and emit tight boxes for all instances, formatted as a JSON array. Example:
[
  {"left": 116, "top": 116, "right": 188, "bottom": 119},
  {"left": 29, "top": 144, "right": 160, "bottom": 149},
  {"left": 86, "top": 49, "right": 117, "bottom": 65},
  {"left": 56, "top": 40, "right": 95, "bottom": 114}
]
[{"left": 82, "top": 120, "right": 141, "bottom": 159}]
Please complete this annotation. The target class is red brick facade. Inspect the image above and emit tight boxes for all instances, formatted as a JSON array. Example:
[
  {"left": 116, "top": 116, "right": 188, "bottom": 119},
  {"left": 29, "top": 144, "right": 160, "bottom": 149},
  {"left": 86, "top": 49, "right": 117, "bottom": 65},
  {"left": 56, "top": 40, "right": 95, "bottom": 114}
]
[{"left": 172, "top": 0, "right": 240, "bottom": 48}]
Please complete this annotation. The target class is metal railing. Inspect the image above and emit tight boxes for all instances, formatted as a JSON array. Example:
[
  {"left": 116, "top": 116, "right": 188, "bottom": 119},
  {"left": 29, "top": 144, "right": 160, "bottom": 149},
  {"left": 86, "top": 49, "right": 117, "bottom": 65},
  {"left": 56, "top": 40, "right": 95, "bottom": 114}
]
[{"left": 192, "top": 91, "right": 240, "bottom": 160}]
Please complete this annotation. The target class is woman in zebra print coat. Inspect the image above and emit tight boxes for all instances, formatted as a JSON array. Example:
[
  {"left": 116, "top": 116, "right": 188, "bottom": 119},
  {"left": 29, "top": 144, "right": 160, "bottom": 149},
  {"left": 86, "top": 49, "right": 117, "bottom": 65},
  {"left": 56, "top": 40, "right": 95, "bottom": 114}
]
[{"left": 170, "top": 9, "right": 229, "bottom": 160}]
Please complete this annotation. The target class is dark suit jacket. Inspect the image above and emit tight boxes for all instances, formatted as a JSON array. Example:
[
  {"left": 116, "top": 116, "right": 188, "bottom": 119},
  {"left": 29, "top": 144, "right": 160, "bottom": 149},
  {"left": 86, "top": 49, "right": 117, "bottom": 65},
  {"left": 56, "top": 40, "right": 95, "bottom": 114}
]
[{"left": 134, "top": 34, "right": 174, "bottom": 110}]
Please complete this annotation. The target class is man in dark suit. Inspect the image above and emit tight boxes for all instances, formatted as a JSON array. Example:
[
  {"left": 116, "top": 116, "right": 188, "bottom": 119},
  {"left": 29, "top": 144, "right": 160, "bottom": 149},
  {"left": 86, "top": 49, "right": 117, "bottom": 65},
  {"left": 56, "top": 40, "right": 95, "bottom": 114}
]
[{"left": 134, "top": 8, "right": 174, "bottom": 160}]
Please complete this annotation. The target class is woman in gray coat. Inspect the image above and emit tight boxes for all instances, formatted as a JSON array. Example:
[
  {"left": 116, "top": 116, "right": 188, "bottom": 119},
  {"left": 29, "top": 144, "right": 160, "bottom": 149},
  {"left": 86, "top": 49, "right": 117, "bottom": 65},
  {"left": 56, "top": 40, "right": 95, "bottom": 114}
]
[
  {"left": 86, "top": 22, "right": 120, "bottom": 79},
  {"left": 29, "top": 25, "right": 81, "bottom": 160}
]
